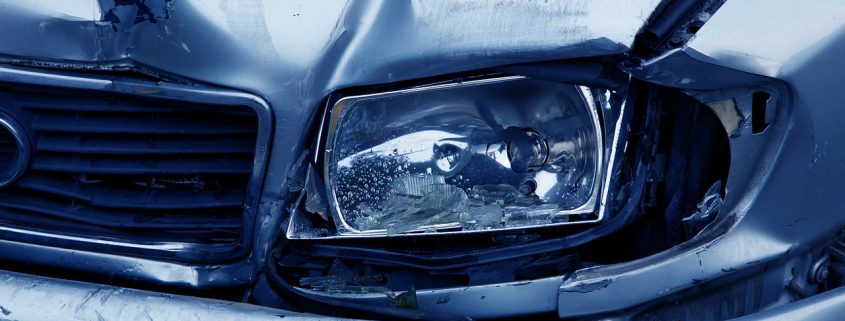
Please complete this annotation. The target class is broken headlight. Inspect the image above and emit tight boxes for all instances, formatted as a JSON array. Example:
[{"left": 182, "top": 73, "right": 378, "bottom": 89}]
[{"left": 290, "top": 76, "right": 624, "bottom": 237}]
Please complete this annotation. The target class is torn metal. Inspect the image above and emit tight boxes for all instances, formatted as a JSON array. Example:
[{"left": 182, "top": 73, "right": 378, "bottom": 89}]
[
  {"left": 0, "top": 0, "right": 665, "bottom": 290},
  {"left": 556, "top": 0, "right": 845, "bottom": 318},
  {"left": 681, "top": 180, "right": 723, "bottom": 238},
  {"left": 9, "top": 0, "right": 843, "bottom": 320}
]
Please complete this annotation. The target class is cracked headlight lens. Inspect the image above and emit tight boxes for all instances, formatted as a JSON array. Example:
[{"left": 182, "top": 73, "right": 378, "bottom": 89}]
[{"left": 324, "top": 76, "right": 603, "bottom": 235}]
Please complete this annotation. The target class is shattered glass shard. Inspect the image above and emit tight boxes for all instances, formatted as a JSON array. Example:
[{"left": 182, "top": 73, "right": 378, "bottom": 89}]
[
  {"left": 355, "top": 175, "right": 468, "bottom": 233},
  {"left": 350, "top": 176, "right": 578, "bottom": 233},
  {"left": 461, "top": 204, "right": 504, "bottom": 230}
]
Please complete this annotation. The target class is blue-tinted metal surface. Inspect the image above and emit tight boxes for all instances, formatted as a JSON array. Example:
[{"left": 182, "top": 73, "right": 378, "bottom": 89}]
[
  {"left": 0, "top": 83, "right": 256, "bottom": 258},
  {"left": 15, "top": 0, "right": 845, "bottom": 320},
  {"left": 0, "top": 269, "right": 355, "bottom": 321},
  {"left": 0, "top": 0, "right": 664, "bottom": 291},
  {"left": 295, "top": 275, "right": 564, "bottom": 320},
  {"left": 555, "top": 0, "right": 845, "bottom": 318},
  {"left": 0, "top": 64, "right": 272, "bottom": 287},
  {"left": 731, "top": 283, "right": 845, "bottom": 321}
]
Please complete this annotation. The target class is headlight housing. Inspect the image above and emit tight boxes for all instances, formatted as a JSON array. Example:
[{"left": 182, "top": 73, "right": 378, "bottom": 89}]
[{"left": 289, "top": 76, "right": 626, "bottom": 238}]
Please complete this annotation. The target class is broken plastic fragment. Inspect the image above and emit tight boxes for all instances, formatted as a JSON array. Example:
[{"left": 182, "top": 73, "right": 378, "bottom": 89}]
[
  {"left": 389, "top": 287, "right": 418, "bottom": 310},
  {"left": 303, "top": 165, "right": 329, "bottom": 221},
  {"left": 299, "top": 260, "right": 388, "bottom": 294},
  {"left": 682, "top": 181, "right": 723, "bottom": 237},
  {"left": 706, "top": 99, "right": 743, "bottom": 137},
  {"left": 304, "top": 192, "right": 328, "bottom": 221}
]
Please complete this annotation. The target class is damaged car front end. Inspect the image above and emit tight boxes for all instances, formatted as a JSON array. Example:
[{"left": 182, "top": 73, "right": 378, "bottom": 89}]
[{"left": 1, "top": 0, "right": 844, "bottom": 320}]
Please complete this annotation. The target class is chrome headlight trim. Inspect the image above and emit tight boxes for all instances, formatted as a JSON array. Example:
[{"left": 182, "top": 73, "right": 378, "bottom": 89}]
[{"left": 311, "top": 76, "right": 609, "bottom": 237}]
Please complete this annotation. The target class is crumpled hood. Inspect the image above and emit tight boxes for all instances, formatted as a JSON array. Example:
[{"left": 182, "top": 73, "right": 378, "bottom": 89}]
[
  {"left": 0, "top": 0, "right": 662, "bottom": 197},
  {"left": 0, "top": 0, "right": 665, "bottom": 293},
  {"left": 0, "top": 0, "right": 660, "bottom": 94}
]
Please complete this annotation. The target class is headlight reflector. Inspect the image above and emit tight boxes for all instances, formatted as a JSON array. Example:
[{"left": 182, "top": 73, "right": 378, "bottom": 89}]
[{"left": 323, "top": 76, "right": 603, "bottom": 235}]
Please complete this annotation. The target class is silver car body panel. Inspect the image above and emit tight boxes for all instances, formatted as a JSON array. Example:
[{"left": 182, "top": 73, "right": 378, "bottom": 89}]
[
  {"left": 0, "top": 0, "right": 664, "bottom": 289},
  {"left": 292, "top": 0, "right": 845, "bottom": 319},
  {"left": 558, "top": 0, "right": 845, "bottom": 318},
  {"left": 732, "top": 283, "right": 845, "bottom": 321},
  {"left": 5, "top": 0, "right": 845, "bottom": 320},
  {"left": 0, "top": 269, "right": 353, "bottom": 321}
]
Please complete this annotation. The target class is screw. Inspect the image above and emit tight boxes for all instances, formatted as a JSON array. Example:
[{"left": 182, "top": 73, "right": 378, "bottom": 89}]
[
  {"left": 817, "top": 267, "right": 829, "bottom": 282},
  {"left": 518, "top": 179, "right": 537, "bottom": 195},
  {"left": 668, "top": 35, "right": 684, "bottom": 48},
  {"left": 809, "top": 255, "right": 831, "bottom": 284}
]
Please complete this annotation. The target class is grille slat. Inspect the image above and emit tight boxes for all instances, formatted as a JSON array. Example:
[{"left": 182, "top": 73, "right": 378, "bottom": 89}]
[
  {"left": 0, "top": 191, "right": 242, "bottom": 229},
  {"left": 6, "top": 94, "right": 187, "bottom": 113},
  {"left": 31, "top": 152, "right": 254, "bottom": 174},
  {"left": 15, "top": 175, "right": 246, "bottom": 210},
  {"left": 37, "top": 133, "right": 256, "bottom": 155},
  {"left": 0, "top": 207, "right": 242, "bottom": 244},
  {"left": 0, "top": 88, "right": 260, "bottom": 254},
  {"left": 31, "top": 111, "right": 255, "bottom": 134}
]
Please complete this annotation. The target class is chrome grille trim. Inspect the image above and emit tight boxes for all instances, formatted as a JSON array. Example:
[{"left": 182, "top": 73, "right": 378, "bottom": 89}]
[{"left": 0, "top": 64, "right": 272, "bottom": 263}]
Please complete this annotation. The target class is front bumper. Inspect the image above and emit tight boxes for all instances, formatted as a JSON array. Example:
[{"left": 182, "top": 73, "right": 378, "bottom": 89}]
[{"left": 0, "top": 268, "right": 353, "bottom": 321}]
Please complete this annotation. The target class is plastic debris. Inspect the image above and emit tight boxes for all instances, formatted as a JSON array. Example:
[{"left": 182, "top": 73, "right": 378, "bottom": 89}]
[
  {"left": 299, "top": 260, "right": 388, "bottom": 294},
  {"left": 303, "top": 166, "right": 329, "bottom": 221},
  {"left": 682, "top": 181, "right": 723, "bottom": 237}
]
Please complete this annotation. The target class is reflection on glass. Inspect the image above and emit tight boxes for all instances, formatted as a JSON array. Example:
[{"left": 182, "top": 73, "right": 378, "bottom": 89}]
[{"left": 327, "top": 77, "right": 600, "bottom": 234}]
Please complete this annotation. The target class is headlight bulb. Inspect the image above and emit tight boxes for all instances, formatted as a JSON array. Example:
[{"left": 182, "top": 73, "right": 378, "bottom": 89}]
[{"left": 505, "top": 128, "right": 549, "bottom": 173}]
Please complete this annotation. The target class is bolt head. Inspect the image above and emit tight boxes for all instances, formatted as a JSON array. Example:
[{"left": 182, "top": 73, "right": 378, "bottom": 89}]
[{"left": 819, "top": 267, "right": 830, "bottom": 281}]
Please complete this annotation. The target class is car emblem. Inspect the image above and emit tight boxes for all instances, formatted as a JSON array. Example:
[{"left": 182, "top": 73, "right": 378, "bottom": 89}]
[{"left": 0, "top": 111, "right": 31, "bottom": 188}]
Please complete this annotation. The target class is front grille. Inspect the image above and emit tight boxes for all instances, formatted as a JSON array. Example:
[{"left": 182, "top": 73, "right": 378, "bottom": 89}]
[{"left": 0, "top": 85, "right": 260, "bottom": 259}]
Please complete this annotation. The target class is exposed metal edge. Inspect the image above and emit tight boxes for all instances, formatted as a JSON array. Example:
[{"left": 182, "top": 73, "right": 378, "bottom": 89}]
[
  {"left": 0, "top": 237, "right": 254, "bottom": 288},
  {"left": 557, "top": 55, "right": 795, "bottom": 317},
  {"left": 0, "top": 55, "right": 200, "bottom": 85},
  {"left": 0, "top": 63, "right": 276, "bottom": 287},
  {"left": 0, "top": 268, "right": 354, "bottom": 321},
  {"left": 295, "top": 275, "right": 564, "bottom": 320},
  {"left": 730, "top": 285, "right": 845, "bottom": 321}
]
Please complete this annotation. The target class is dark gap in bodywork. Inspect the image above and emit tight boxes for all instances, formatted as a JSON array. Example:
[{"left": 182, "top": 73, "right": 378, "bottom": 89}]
[
  {"left": 265, "top": 70, "right": 731, "bottom": 318},
  {"left": 582, "top": 85, "right": 730, "bottom": 264},
  {"left": 752, "top": 91, "right": 771, "bottom": 134}
]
